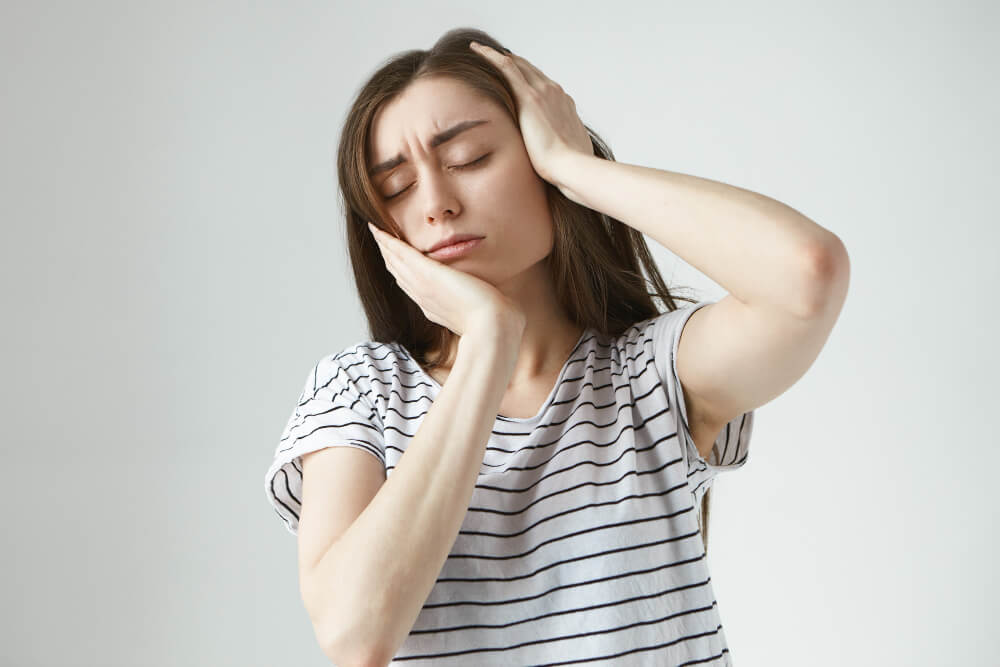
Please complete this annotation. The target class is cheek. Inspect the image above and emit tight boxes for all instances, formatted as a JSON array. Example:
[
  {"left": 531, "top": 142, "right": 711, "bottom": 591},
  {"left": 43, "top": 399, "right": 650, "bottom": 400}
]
[
  {"left": 480, "top": 154, "right": 548, "bottom": 207},
  {"left": 486, "top": 171, "right": 553, "bottom": 251}
]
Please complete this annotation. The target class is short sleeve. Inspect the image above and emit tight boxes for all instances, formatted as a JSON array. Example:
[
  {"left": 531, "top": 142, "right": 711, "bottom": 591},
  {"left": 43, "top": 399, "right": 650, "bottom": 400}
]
[
  {"left": 651, "top": 300, "right": 754, "bottom": 503},
  {"left": 264, "top": 352, "right": 386, "bottom": 535}
]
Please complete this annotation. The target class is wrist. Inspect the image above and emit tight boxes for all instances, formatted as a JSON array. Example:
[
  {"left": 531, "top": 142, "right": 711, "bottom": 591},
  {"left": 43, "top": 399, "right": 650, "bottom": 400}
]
[
  {"left": 547, "top": 149, "right": 592, "bottom": 204},
  {"left": 463, "top": 313, "right": 524, "bottom": 351}
]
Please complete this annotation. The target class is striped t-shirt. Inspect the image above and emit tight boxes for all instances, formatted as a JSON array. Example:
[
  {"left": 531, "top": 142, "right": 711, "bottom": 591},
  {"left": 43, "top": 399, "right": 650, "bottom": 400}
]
[{"left": 265, "top": 299, "right": 754, "bottom": 665}]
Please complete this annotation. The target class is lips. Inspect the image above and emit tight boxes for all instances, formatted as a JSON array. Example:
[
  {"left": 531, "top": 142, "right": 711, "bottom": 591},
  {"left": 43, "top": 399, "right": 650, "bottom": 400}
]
[{"left": 426, "top": 233, "right": 485, "bottom": 253}]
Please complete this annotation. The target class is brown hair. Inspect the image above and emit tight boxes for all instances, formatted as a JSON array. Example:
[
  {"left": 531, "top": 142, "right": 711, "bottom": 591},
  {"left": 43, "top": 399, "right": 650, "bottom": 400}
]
[{"left": 334, "top": 26, "right": 717, "bottom": 552}]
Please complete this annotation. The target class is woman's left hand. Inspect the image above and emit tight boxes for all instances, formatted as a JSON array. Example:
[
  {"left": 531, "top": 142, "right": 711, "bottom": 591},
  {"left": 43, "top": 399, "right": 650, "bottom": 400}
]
[{"left": 469, "top": 41, "right": 593, "bottom": 190}]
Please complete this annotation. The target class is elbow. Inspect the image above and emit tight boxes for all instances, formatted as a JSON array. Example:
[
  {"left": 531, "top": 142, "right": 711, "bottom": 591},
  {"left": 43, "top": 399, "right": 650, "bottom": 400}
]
[
  {"left": 322, "top": 637, "right": 388, "bottom": 667},
  {"left": 304, "top": 571, "right": 391, "bottom": 666},
  {"left": 797, "top": 235, "right": 850, "bottom": 320},
  {"left": 321, "top": 625, "right": 390, "bottom": 667}
]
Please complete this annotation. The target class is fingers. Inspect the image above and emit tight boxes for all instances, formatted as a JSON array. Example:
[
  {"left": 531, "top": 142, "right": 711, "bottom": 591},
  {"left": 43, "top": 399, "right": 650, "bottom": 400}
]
[
  {"left": 469, "top": 41, "right": 537, "bottom": 90},
  {"left": 369, "top": 222, "right": 419, "bottom": 256},
  {"left": 369, "top": 222, "right": 402, "bottom": 276},
  {"left": 368, "top": 222, "right": 406, "bottom": 261},
  {"left": 509, "top": 53, "right": 549, "bottom": 87},
  {"left": 369, "top": 222, "right": 452, "bottom": 323},
  {"left": 368, "top": 221, "right": 420, "bottom": 293}
]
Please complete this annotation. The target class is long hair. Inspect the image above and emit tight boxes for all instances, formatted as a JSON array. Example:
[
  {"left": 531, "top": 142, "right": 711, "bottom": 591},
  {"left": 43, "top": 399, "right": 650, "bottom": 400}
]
[{"left": 334, "top": 26, "right": 717, "bottom": 552}]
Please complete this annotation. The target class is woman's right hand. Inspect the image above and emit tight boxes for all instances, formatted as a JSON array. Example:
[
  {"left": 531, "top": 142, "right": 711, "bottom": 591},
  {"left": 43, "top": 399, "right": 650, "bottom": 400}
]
[{"left": 367, "top": 221, "right": 526, "bottom": 338}]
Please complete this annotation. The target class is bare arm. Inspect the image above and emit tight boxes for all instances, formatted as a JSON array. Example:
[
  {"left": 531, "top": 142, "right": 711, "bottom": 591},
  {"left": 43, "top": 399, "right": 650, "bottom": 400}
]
[
  {"left": 304, "top": 317, "right": 524, "bottom": 666},
  {"left": 551, "top": 152, "right": 849, "bottom": 447},
  {"left": 550, "top": 153, "right": 840, "bottom": 318}
]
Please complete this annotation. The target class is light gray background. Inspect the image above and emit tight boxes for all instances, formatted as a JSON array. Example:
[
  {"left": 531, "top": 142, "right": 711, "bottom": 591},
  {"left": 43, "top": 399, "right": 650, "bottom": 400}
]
[{"left": 3, "top": 1, "right": 996, "bottom": 665}]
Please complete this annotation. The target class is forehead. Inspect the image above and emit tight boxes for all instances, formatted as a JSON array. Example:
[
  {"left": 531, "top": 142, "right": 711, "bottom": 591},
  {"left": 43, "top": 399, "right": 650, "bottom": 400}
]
[{"left": 368, "top": 77, "right": 502, "bottom": 160}]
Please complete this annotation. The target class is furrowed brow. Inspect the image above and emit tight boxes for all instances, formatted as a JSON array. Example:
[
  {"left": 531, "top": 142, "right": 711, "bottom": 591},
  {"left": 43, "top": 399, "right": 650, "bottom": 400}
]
[{"left": 368, "top": 119, "right": 490, "bottom": 176}]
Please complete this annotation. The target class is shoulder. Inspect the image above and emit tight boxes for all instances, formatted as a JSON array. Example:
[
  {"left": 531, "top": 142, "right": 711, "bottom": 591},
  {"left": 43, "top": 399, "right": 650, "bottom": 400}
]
[
  {"left": 304, "top": 339, "right": 402, "bottom": 399},
  {"left": 616, "top": 301, "right": 708, "bottom": 378},
  {"left": 329, "top": 339, "right": 398, "bottom": 372}
]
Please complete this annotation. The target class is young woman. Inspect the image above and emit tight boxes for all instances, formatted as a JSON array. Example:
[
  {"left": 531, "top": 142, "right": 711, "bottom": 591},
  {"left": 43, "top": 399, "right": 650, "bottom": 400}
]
[{"left": 265, "top": 28, "right": 849, "bottom": 666}]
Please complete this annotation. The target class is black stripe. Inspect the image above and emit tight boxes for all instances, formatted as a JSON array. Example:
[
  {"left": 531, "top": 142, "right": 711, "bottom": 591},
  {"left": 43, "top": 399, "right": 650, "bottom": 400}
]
[{"left": 392, "top": 608, "right": 725, "bottom": 661}]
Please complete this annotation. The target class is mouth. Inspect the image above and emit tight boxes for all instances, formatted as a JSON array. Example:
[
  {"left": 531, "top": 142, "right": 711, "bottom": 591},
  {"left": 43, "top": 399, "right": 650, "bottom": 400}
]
[
  {"left": 425, "top": 234, "right": 486, "bottom": 254},
  {"left": 426, "top": 236, "right": 484, "bottom": 260}
]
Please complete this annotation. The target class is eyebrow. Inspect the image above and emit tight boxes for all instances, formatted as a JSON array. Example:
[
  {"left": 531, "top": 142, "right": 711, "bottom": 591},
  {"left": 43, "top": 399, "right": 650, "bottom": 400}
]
[{"left": 368, "top": 119, "right": 490, "bottom": 177}]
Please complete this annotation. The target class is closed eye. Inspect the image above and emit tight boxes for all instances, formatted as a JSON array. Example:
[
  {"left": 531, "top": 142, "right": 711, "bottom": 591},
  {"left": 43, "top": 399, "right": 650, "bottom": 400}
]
[{"left": 384, "top": 153, "right": 492, "bottom": 200}]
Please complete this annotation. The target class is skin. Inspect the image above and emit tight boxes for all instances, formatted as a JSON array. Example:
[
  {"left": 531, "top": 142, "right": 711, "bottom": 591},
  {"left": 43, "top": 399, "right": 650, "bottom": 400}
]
[
  {"left": 367, "top": 75, "right": 585, "bottom": 394},
  {"left": 370, "top": 42, "right": 849, "bottom": 453}
]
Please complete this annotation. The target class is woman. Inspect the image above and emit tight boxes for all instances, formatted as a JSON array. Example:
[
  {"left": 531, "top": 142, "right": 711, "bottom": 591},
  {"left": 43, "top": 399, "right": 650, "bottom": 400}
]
[{"left": 265, "top": 27, "right": 849, "bottom": 666}]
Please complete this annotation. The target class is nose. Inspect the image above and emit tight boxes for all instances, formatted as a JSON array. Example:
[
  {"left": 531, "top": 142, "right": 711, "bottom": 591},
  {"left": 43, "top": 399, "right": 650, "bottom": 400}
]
[{"left": 418, "top": 164, "right": 462, "bottom": 224}]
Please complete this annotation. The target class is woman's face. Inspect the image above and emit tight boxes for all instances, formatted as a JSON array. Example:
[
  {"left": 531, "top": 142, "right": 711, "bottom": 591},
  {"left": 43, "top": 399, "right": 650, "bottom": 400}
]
[{"left": 367, "top": 76, "right": 554, "bottom": 285}]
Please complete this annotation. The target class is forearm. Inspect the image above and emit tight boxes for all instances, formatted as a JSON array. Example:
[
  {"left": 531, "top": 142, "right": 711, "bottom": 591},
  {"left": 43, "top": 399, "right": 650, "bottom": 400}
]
[
  {"left": 552, "top": 152, "right": 843, "bottom": 317},
  {"left": 313, "top": 321, "right": 523, "bottom": 665}
]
